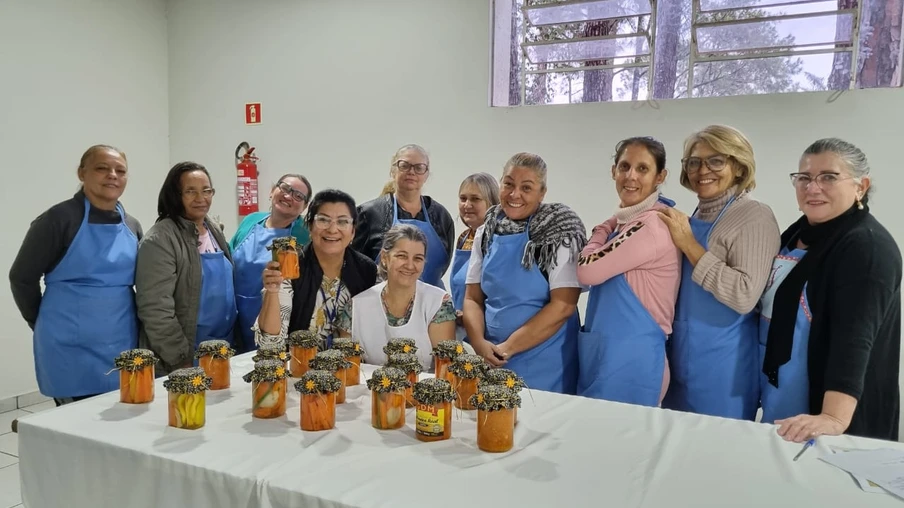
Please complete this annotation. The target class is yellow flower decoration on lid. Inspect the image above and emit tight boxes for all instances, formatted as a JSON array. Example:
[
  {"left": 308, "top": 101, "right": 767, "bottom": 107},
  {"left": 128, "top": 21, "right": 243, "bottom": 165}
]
[
  {"left": 476, "top": 393, "right": 484, "bottom": 404},
  {"left": 305, "top": 380, "right": 315, "bottom": 391},
  {"left": 279, "top": 352, "right": 288, "bottom": 361},
  {"left": 463, "top": 362, "right": 473, "bottom": 372},
  {"left": 381, "top": 376, "right": 391, "bottom": 389},
  {"left": 191, "top": 376, "right": 203, "bottom": 387},
  {"left": 506, "top": 377, "right": 516, "bottom": 389},
  {"left": 403, "top": 345, "right": 412, "bottom": 353},
  {"left": 354, "top": 343, "right": 361, "bottom": 352},
  {"left": 455, "top": 344, "right": 463, "bottom": 355},
  {"left": 132, "top": 357, "right": 145, "bottom": 367},
  {"left": 276, "top": 367, "right": 286, "bottom": 378},
  {"left": 219, "top": 346, "right": 229, "bottom": 357},
  {"left": 289, "top": 238, "right": 297, "bottom": 248}
]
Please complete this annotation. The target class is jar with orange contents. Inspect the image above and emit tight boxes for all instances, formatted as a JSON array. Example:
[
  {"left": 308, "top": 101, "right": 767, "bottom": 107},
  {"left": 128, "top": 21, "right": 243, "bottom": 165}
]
[
  {"left": 195, "top": 340, "right": 235, "bottom": 390},
  {"left": 382, "top": 338, "right": 417, "bottom": 358},
  {"left": 431, "top": 340, "right": 465, "bottom": 383},
  {"left": 412, "top": 378, "right": 456, "bottom": 442},
  {"left": 163, "top": 367, "right": 212, "bottom": 430},
  {"left": 479, "top": 368, "right": 525, "bottom": 425},
  {"left": 366, "top": 367, "right": 409, "bottom": 430},
  {"left": 286, "top": 330, "right": 321, "bottom": 378},
  {"left": 385, "top": 353, "right": 423, "bottom": 408},
  {"left": 253, "top": 338, "right": 289, "bottom": 371},
  {"left": 268, "top": 237, "right": 300, "bottom": 280},
  {"left": 114, "top": 348, "right": 159, "bottom": 404},
  {"left": 448, "top": 354, "right": 486, "bottom": 410},
  {"left": 243, "top": 359, "right": 289, "bottom": 419},
  {"left": 331, "top": 338, "right": 364, "bottom": 386},
  {"left": 295, "top": 370, "right": 341, "bottom": 431},
  {"left": 471, "top": 384, "right": 521, "bottom": 453},
  {"left": 308, "top": 350, "right": 352, "bottom": 404}
]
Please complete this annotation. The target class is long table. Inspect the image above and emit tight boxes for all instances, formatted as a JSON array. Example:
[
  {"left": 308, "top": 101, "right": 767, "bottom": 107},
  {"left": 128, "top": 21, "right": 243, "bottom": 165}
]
[{"left": 18, "top": 352, "right": 904, "bottom": 507}]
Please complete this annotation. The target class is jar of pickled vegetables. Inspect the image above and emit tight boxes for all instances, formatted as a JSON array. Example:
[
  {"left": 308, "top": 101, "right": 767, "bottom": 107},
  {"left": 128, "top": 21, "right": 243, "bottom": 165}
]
[
  {"left": 308, "top": 349, "right": 352, "bottom": 404},
  {"left": 269, "top": 237, "right": 300, "bottom": 280},
  {"left": 253, "top": 338, "right": 289, "bottom": 371},
  {"left": 163, "top": 367, "right": 212, "bottom": 430},
  {"left": 195, "top": 340, "right": 235, "bottom": 390},
  {"left": 431, "top": 340, "right": 465, "bottom": 383},
  {"left": 114, "top": 348, "right": 159, "bottom": 404},
  {"left": 448, "top": 354, "right": 486, "bottom": 410},
  {"left": 412, "top": 378, "right": 456, "bottom": 442},
  {"left": 479, "top": 368, "right": 525, "bottom": 424},
  {"left": 382, "top": 338, "right": 417, "bottom": 358},
  {"left": 331, "top": 338, "right": 364, "bottom": 386},
  {"left": 242, "top": 359, "right": 289, "bottom": 419},
  {"left": 366, "top": 367, "right": 410, "bottom": 430},
  {"left": 286, "top": 330, "right": 321, "bottom": 378},
  {"left": 471, "top": 384, "right": 521, "bottom": 453},
  {"left": 295, "top": 370, "right": 341, "bottom": 431},
  {"left": 386, "top": 353, "right": 423, "bottom": 408}
]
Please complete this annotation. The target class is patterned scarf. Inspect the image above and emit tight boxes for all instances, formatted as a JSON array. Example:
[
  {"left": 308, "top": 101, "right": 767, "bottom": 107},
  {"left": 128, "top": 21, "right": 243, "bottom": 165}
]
[{"left": 480, "top": 202, "right": 587, "bottom": 273}]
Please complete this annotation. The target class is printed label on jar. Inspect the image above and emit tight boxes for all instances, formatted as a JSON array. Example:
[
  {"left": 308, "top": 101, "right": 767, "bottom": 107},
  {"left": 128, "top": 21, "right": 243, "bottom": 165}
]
[{"left": 416, "top": 403, "right": 445, "bottom": 436}]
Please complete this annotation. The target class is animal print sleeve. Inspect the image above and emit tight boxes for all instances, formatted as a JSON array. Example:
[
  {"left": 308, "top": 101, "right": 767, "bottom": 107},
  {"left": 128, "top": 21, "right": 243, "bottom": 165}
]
[{"left": 576, "top": 221, "right": 660, "bottom": 287}]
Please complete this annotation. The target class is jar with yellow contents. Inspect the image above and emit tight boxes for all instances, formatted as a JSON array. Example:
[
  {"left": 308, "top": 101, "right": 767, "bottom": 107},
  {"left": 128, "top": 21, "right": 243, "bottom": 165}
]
[
  {"left": 163, "top": 367, "right": 212, "bottom": 430},
  {"left": 448, "top": 354, "right": 486, "bottom": 410},
  {"left": 195, "top": 340, "right": 235, "bottom": 390},
  {"left": 243, "top": 359, "right": 289, "bottom": 419},
  {"left": 114, "top": 348, "right": 159, "bottom": 404},
  {"left": 412, "top": 378, "right": 456, "bottom": 442},
  {"left": 366, "top": 367, "right": 410, "bottom": 430}
]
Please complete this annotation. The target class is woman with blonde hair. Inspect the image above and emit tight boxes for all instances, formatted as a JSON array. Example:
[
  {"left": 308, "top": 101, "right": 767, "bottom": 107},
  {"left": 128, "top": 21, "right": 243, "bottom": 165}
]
[
  {"left": 659, "top": 125, "right": 780, "bottom": 420},
  {"left": 353, "top": 144, "right": 455, "bottom": 289}
]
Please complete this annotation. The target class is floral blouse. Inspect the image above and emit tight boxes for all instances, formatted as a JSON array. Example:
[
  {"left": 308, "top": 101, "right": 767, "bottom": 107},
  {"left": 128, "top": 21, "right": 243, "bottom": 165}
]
[
  {"left": 253, "top": 275, "right": 350, "bottom": 349},
  {"left": 334, "top": 287, "right": 456, "bottom": 333}
]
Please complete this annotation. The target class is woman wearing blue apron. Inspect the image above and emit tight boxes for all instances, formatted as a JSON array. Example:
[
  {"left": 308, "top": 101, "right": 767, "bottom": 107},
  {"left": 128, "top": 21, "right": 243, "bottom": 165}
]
[
  {"left": 659, "top": 125, "right": 781, "bottom": 420},
  {"left": 450, "top": 173, "right": 499, "bottom": 341},
  {"left": 353, "top": 144, "right": 455, "bottom": 289},
  {"left": 230, "top": 174, "right": 312, "bottom": 345},
  {"left": 576, "top": 137, "right": 682, "bottom": 407},
  {"left": 462, "top": 153, "right": 584, "bottom": 394},
  {"left": 11, "top": 145, "right": 142, "bottom": 408},
  {"left": 136, "top": 162, "right": 238, "bottom": 374}
]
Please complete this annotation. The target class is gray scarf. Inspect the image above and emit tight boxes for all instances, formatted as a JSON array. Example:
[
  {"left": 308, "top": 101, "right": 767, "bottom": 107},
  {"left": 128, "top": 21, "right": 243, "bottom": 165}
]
[{"left": 481, "top": 202, "right": 587, "bottom": 273}]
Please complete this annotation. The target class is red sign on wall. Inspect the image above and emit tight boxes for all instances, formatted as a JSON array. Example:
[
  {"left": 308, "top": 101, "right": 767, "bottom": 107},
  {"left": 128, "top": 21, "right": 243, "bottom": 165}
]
[{"left": 245, "top": 103, "right": 261, "bottom": 125}]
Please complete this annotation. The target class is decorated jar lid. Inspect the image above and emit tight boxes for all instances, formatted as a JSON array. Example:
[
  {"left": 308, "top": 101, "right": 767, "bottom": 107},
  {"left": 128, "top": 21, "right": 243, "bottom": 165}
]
[
  {"left": 383, "top": 338, "right": 417, "bottom": 356},
  {"left": 163, "top": 367, "right": 212, "bottom": 394},
  {"left": 269, "top": 236, "right": 299, "bottom": 253},
  {"left": 366, "top": 367, "right": 410, "bottom": 393},
  {"left": 386, "top": 353, "right": 423, "bottom": 374},
  {"left": 308, "top": 349, "right": 352, "bottom": 372},
  {"left": 431, "top": 340, "right": 465, "bottom": 360},
  {"left": 195, "top": 340, "right": 235, "bottom": 360},
  {"left": 448, "top": 354, "right": 486, "bottom": 379},
  {"left": 412, "top": 378, "right": 456, "bottom": 405},
  {"left": 332, "top": 338, "right": 364, "bottom": 357},
  {"left": 469, "top": 384, "right": 521, "bottom": 412},
  {"left": 295, "top": 370, "right": 342, "bottom": 394},
  {"left": 480, "top": 368, "right": 525, "bottom": 392},
  {"left": 242, "top": 359, "right": 289, "bottom": 383},
  {"left": 287, "top": 330, "right": 322, "bottom": 349},
  {"left": 252, "top": 339, "right": 289, "bottom": 363},
  {"left": 114, "top": 348, "right": 159, "bottom": 372}
]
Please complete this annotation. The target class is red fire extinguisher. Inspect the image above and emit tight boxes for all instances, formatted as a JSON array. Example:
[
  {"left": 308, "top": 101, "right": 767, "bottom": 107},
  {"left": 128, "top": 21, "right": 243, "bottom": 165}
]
[{"left": 235, "top": 141, "right": 259, "bottom": 217}]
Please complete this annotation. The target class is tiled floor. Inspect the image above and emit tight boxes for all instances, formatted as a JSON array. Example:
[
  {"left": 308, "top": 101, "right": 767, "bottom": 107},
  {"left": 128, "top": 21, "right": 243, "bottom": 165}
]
[{"left": 0, "top": 399, "right": 57, "bottom": 508}]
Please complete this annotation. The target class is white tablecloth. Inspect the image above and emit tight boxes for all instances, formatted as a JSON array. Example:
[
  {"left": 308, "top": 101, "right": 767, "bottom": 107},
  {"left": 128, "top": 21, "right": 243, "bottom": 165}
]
[{"left": 18, "top": 352, "right": 904, "bottom": 507}]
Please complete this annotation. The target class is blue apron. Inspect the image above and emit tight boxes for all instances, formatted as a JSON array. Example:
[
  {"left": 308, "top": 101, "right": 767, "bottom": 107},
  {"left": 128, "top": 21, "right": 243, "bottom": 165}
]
[
  {"left": 380, "top": 196, "right": 448, "bottom": 289},
  {"left": 33, "top": 199, "right": 138, "bottom": 398},
  {"left": 577, "top": 230, "right": 666, "bottom": 406},
  {"left": 450, "top": 235, "right": 471, "bottom": 342},
  {"left": 758, "top": 248, "right": 810, "bottom": 423},
  {"left": 662, "top": 196, "right": 759, "bottom": 420},
  {"left": 232, "top": 216, "right": 291, "bottom": 344},
  {"left": 481, "top": 218, "right": 579, "bottom": 394},
  {"left": 194, "top": 232, "right": 238, "bottom": 354}
]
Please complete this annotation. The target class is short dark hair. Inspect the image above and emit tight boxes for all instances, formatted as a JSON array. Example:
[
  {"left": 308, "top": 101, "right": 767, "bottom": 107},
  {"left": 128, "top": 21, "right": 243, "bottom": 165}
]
[
  {"left": 304, "top": 189, "right": 358, "bottom": 229},
  {"left": 275, "top": 173, "right": 313, "bottom": 202},
  {"left": 157, "top": 161, "right": 212, "bottom": 224},
  {"left": 614, "top": 136, "right": 667, "bottom": 173}
]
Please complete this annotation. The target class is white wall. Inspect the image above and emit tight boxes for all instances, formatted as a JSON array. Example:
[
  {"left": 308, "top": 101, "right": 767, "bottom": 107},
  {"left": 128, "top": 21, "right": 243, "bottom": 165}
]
[{"left": 0, "top": 0, "right": 169, "bottom": 401}]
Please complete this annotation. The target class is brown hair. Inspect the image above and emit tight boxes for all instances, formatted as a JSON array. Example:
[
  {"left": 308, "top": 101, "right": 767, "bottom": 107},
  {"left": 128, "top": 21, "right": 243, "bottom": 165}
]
[{"left": 78, "top": 144, "right": 127, "bottom": 172}]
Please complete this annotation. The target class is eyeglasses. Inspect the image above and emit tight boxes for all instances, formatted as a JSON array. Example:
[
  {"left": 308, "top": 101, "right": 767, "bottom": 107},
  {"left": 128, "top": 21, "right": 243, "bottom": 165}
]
[
  {"left": 394, "top": 160, "right": 429, "bottom": 175},
  {"left": 182, "top": 188, "right": 215, "bottom": 198},
  {"left": 682, "top": 155, "right": 731, "bottom": 174},
  {"left": 789, "top": 172, "right": 855, "bottom": 190},
  {"left": 277, "top": 181, "right": 308, "bottom": 203},
  {"left": 313, "top": 214, "right": 353, "bottom": 231}
]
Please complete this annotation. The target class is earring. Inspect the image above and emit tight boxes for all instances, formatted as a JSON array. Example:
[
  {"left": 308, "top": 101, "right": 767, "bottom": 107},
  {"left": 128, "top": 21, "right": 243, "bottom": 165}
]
[{"left": 856, "top": 197, "right": 864, "bottom": 210}]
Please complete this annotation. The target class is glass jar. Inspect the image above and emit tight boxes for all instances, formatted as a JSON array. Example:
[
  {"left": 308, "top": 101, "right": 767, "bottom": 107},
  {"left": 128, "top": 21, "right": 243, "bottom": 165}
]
[
  {"left": 434, "top": 357, "right": 452, "bottom": 383},
  {"left": 334, "top": 371, "right": 347, "bottom": 404},
  {"left": 289, "top": 345, "right": 317, "bottom": 378},
  {"left": 416, "top": 401, "right": 452, "bottom": 442},
  {"left": 199, "top": 355, "right": 230, "bottom": 390},
  {"left": 168, "top": 391, "right": 206, "bottom": 430},
  {"left": 345, "top": 355, "right": 361, "bottom": 386},
  {"left": 477, "top": 408, "right": 515, "bottom": 453},
  {"left": 252, "top": 378, "right": 287, "bottom": 419},
  {"left": 119, "top": 365, "right": 155, "bottom": 404},
  {"left": 272, "top": 237, "right": 300, "bottom": 280},
  {"left": 300, "top": 392, "right": 336, "bottom": 431},
  {"left": 371, "top": 391, "right": 406, "bottom": 430},
  {"left": 452, "top": 374, "right": 478, "bottom": 410}
]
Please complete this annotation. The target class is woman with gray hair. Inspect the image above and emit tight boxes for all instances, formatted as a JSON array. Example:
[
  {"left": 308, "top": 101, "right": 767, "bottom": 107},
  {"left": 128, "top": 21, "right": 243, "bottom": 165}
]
[
  {"left": 760, "top": 138, "right": 901, "bottom": 442},
  {"left": 337, "top": 224, "right": 456, "bottom": 371}
]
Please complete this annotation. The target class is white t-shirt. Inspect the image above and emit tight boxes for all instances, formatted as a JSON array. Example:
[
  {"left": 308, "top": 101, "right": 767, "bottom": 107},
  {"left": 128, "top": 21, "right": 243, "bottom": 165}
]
[{"left": 464, "top": 225, "right": 581, "bottom": 290}]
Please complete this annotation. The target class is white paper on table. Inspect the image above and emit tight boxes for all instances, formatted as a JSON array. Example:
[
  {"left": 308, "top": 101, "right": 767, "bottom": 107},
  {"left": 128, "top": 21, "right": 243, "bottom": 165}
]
[
  {"left": 829, "top": 447, "right": 889, "bottom": 494},
  {"left": 821, "top": 448, "right": 904, "bottom": 499}
]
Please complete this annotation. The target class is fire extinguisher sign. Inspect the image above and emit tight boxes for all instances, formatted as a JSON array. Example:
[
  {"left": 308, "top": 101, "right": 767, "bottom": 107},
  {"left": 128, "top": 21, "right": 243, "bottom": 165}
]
[{"left": 245, "top": 103, "right": 261, "bottom": 125}]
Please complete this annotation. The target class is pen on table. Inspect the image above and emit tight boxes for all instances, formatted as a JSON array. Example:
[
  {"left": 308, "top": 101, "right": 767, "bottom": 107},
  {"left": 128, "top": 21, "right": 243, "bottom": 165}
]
[{"left": 793, "top": 438, "right": 816, "bottom": 461}]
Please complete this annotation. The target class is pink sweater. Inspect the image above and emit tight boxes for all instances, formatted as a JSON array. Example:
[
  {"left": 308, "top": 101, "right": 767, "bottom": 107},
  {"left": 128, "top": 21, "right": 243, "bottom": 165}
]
[{"left": 577, "top": 195, "right": 682, "bottom": 404}]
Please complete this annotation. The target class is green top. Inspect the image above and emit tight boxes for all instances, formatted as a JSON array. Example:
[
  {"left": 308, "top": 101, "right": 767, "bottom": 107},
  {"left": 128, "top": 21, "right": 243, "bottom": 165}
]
[{"left": 228, "top": 212, "right": 310, "bottom": 253}]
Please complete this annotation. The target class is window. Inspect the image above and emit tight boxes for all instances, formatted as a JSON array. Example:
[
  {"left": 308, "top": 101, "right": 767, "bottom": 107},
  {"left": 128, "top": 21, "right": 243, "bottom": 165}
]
[{"left": 491, "top": 0, "right": 904, "bottom": 106}]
